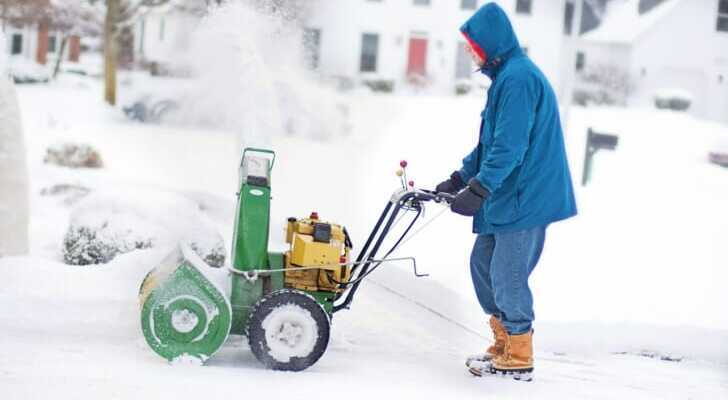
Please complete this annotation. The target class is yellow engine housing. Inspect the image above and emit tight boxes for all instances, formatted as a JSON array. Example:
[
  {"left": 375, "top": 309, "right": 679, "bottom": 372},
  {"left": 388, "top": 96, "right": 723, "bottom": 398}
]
[{"left": 284, "top": 216, "right": 351, "bottom": 293}]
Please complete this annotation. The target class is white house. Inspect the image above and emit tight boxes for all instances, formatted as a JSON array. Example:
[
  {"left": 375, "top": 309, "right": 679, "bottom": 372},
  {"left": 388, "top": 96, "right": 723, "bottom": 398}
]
[
  {"left": 304, "top": 0, "right": 576, "bottom": 95},
  {"left": 133, "top": 6, "right": 199, "bottom": 71},
  {"left": 578, "top": 0, "right": 728, "bottom": 123},
  {"left": 132, "top": 1, "right": 581, "bottom": 96},
  {"left": 3, "top": 23, "right": 81, "bottom": 66}
]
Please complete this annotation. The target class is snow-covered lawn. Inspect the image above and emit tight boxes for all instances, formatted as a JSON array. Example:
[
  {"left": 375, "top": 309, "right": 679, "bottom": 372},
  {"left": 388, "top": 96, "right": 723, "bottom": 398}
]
[{"left": 1, "top": 75, "right": 727, "bottom": 399}]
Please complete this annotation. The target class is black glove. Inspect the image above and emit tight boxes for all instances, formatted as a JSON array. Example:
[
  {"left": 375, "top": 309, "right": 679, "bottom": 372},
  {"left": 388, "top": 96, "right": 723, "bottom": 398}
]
[
  {"left": 451, "top": 179, "right": 490, "bottom": 216},
  {"left": 435, "top": 171, "right": 466, "bottom": 194}
]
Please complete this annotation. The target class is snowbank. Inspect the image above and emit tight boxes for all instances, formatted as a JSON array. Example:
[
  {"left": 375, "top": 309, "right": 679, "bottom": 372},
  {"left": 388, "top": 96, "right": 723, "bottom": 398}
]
[
  {"left": 0, "top": 75, "right": 29, "bottom": 256},
  {"left": 64, "top": 190, "right": 225, "bottom": 267}
]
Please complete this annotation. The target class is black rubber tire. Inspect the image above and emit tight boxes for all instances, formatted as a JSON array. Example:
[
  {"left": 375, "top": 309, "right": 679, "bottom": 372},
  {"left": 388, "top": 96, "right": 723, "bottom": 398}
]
[{"left": 248, "top": 289, "right": 330, "bottom": 371}]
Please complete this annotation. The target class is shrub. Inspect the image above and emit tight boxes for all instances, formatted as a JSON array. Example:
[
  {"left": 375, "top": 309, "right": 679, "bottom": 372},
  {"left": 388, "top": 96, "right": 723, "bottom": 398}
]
[
  {"left": 62, "top": 192, "right": 226, "bottom": 267},
  {"left": 44, "top": 143, "right": 103, "bottom": 168},
  {"left": 455, "top": 81, "right": 472, "bottom": 96},
  {"left": 654, "top": 89, "right": 692, "bottom": 111},
  {"left": 362, "top": 79, "right": 395, "bottom": 93},
  {"left": 575, "top": 64, "right": 635, "bottom": 106},
  {"left": 63, "top": 225, "right": 152, "bottom": 266}
]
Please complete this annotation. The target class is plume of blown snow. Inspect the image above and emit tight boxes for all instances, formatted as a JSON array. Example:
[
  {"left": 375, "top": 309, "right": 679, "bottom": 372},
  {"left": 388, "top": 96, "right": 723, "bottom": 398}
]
[{"left": 169, "top": 1, "right": 346, "bottom": 148}]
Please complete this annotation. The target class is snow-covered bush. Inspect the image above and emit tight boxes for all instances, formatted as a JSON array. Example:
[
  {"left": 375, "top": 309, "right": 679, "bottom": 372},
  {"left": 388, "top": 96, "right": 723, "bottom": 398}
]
[
  {"left": 8, "top": 58, "right": 51, "bottom": 84},
  {"left": 44, "top": 142, "right": 103, "bottom": 168},
  {"left": 574, "top": 64, "right": 635, "bottom": 106},
  {"left": 654, "top": 89, "right": 692, "bottom": 112},
  {"left": 363, "top": 79, "right": 395, "bottom": 93},
  {"left": 40, "top": 183, "right": 91, "bottom": 206},
  {"left": 63, "top": 225, "right": 153, "bottom": 265},
  {"left": 63, "top": 191, "right": 226, "bottom": 267},
  {"left": 455, "top": 79, "right": 473, "bottom": 96}
]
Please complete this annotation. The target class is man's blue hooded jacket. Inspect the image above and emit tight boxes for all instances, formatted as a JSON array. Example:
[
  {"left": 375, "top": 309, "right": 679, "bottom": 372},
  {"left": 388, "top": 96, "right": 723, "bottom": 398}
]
[{"left": 458, "top": 2, "right": 577, "bottom": 234}]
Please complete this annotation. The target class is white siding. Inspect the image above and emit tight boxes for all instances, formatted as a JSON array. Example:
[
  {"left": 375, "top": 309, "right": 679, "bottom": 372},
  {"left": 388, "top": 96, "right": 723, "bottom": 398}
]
[
  {"left": 580, "top": 0, "right": 728, "bottom": 123},
  {"left": 306, "top": 0, "right": 567, "bottom": 94},
  {"left": 135, "top": 11, "right": 198, "bottom": 65}
]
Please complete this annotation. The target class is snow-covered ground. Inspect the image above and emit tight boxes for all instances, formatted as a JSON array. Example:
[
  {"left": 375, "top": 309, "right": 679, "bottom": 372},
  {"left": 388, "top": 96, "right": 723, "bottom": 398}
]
[{"left": 1, "top": 74, "right": 727, "bottom": 399}]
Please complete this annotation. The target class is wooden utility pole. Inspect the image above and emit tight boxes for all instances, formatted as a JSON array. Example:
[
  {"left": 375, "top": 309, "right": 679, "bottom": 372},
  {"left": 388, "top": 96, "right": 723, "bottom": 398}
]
[{"left": 104, "top": 0, "right": 119, "bottom": 106}]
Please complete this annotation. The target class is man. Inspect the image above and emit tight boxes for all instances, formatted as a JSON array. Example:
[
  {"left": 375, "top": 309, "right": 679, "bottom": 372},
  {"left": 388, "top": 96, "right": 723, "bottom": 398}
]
[{"left": 435, "top": 3, "right": 577, "bottom": 381}]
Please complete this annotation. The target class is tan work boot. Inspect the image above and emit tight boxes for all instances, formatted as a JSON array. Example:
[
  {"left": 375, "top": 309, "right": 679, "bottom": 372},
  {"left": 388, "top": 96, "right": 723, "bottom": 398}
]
[
  {"left": 489, "top": 331, "right": 534, "bottom": 381},
  {"left": 466, "top": 316, "right": 507, "bottom": 371}
]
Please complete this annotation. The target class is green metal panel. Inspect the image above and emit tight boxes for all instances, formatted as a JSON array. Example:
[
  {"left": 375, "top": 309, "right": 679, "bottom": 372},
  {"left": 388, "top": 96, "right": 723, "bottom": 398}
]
[
  {"left": 304, "top": 291, "right": 335, "bottom": 315},
  {"left": 229, "top": 183, "right": 271, "bottom": 333},
  {"left": 268, "top": 252, "right": 285, "bottom": 292},
  {"left": 229, "top": 149, "right": 275, "bottom": 334},
  {"left": 231, "top": 184, "right": 270, "bottom": 273},
  {"left": 230, "top": 276, "right": 262, "bottom": 335},
  {"left": 139, "top": 247, "right": 231, "bottom": 362}
]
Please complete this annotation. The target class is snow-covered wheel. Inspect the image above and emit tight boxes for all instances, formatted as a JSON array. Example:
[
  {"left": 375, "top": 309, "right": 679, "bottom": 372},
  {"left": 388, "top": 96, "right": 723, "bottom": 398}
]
[{"left": 248, "top": 289, "right": 330, "bottom": 371}]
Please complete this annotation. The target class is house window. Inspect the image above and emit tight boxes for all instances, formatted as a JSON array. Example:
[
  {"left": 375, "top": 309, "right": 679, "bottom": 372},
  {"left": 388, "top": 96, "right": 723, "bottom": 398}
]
[
  {"left": 718, "top": 0, "right": 728, "bottom": 32},
  {"left": 414, "top": 0, "right": 430, "bottom": 6},
  {"left": 48, "top": 35, "right": 57, "bottom": 53},
  {"left": 516, "top": 0, "right": 532, "bottom": 15},
  {"left": 564, "top": 1, "right": 575, "bottom": 35},
  {"left": 455, "top": 41, "right": 473, "bottom": 79},
  {"left": 575, "top": 51, "right": 585, "bottom": 72},
  {"left": 461, "top": 0, "right": 477, "bottom": 10},
  {"left": 303, "top": 28, "right": 321, "bottom": 70},
  {"left": 360, "top": 33, "right": 379, "bottom": 73},
  {"left": 11, "top": 34, "right": 22, "bottom": 55},
  {"left": 159, "top": 18, "right": 165, "bottom": 41}
]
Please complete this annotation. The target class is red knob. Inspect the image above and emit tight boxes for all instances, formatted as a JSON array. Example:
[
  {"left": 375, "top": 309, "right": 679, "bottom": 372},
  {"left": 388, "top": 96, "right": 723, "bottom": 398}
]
[
  {"left": 310, "top": 212, "right": 319, "bottom": 220},
  {"left": 408, "top": 181, "right": 415, "bottom": 187},
  {"left": 400, "top": 160, "right": 408, "bottom": 168}
]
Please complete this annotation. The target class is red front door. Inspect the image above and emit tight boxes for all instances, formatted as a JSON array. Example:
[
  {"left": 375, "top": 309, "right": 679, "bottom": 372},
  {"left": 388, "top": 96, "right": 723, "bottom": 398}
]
[{"left": 407, "top": 37, "right": 428, "bottom": 78}]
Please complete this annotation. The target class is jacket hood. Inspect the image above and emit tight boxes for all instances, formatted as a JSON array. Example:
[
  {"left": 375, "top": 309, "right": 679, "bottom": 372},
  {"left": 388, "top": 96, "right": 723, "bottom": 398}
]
[{"left": 460, "top": 3, "right": 521, "bottom": 66}]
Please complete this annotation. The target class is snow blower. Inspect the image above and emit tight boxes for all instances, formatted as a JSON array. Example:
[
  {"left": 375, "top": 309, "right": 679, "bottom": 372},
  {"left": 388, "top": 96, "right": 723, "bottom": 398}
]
[{"left": 139, "top": 148, "right": 454, "bottom": 371}]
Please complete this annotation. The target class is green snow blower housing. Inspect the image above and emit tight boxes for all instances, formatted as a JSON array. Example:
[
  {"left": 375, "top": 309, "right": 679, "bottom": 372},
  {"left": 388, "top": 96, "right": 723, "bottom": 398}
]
[{"left": 139, "top": 148, "right": 455, "bottom": 371}]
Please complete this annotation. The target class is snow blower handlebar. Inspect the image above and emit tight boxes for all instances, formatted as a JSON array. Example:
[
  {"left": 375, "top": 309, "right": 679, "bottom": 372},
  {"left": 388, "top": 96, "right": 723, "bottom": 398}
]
[{"left": 332, "top": 176, "right": 455, "bottom": 313}]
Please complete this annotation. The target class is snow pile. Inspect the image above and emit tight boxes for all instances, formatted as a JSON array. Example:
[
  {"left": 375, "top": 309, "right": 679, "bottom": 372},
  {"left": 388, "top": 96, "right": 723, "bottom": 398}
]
[
  {"left": 165, "top": 1, "right": 349, "bottom": 144},
  {"left": 63, "top": 190, "right": 225, "bottom": 267},
  {"left": 40, "top": 184, "right": 91, "bottom": 206},
  {"left": 0, "top": 75, "right": 29, "bottom": 257},
  {"left": 44, "top": 142, "right": 104, "bottom": 168}
]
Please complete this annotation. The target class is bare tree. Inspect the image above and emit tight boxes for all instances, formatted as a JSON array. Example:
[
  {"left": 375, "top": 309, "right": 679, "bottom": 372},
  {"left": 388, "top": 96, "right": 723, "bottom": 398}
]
[
  {"left": 0, "top": 0, "right": 50, "bottom": 31},
  {"left": 48, "top": 0, "right": 103, "bottom": 79},
  {"left": 102, "top": 0, "right": 171, "bottom": 105}
]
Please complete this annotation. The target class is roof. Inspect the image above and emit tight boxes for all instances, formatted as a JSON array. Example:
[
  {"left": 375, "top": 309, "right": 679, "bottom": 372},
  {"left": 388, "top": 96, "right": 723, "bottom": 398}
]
[{"left": 581, "top": 0, "right": 684, "bottom": 44}]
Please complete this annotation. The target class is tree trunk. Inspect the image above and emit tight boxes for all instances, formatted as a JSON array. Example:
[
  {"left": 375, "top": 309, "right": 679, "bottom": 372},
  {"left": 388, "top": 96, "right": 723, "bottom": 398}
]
[
  {"left": 53, "top": 34, "right": 68, "bottom": 79},
  {"left": 0, "top": 75, "right": 29, "bottom": 257},
  {"left": 104, "top": 0, "right": 119, "bottom": 106}
]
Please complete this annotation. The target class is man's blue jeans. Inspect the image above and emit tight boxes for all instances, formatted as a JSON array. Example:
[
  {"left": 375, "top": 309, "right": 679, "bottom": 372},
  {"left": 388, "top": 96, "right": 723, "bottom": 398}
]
[{"left": 470, "top": 226, "right": 546, "bottom": 335}]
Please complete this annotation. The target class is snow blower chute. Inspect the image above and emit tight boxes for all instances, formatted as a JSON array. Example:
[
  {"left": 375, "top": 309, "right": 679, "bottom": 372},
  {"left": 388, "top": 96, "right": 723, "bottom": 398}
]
[{"left": 139, "top": 148, "right": 454, "bottom": 370}]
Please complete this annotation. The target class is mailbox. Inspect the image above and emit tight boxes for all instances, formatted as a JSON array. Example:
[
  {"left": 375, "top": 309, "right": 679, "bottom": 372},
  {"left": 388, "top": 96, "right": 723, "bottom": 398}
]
[{"left": 582, "top": 128, "right": 619, "bottom": 186}]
